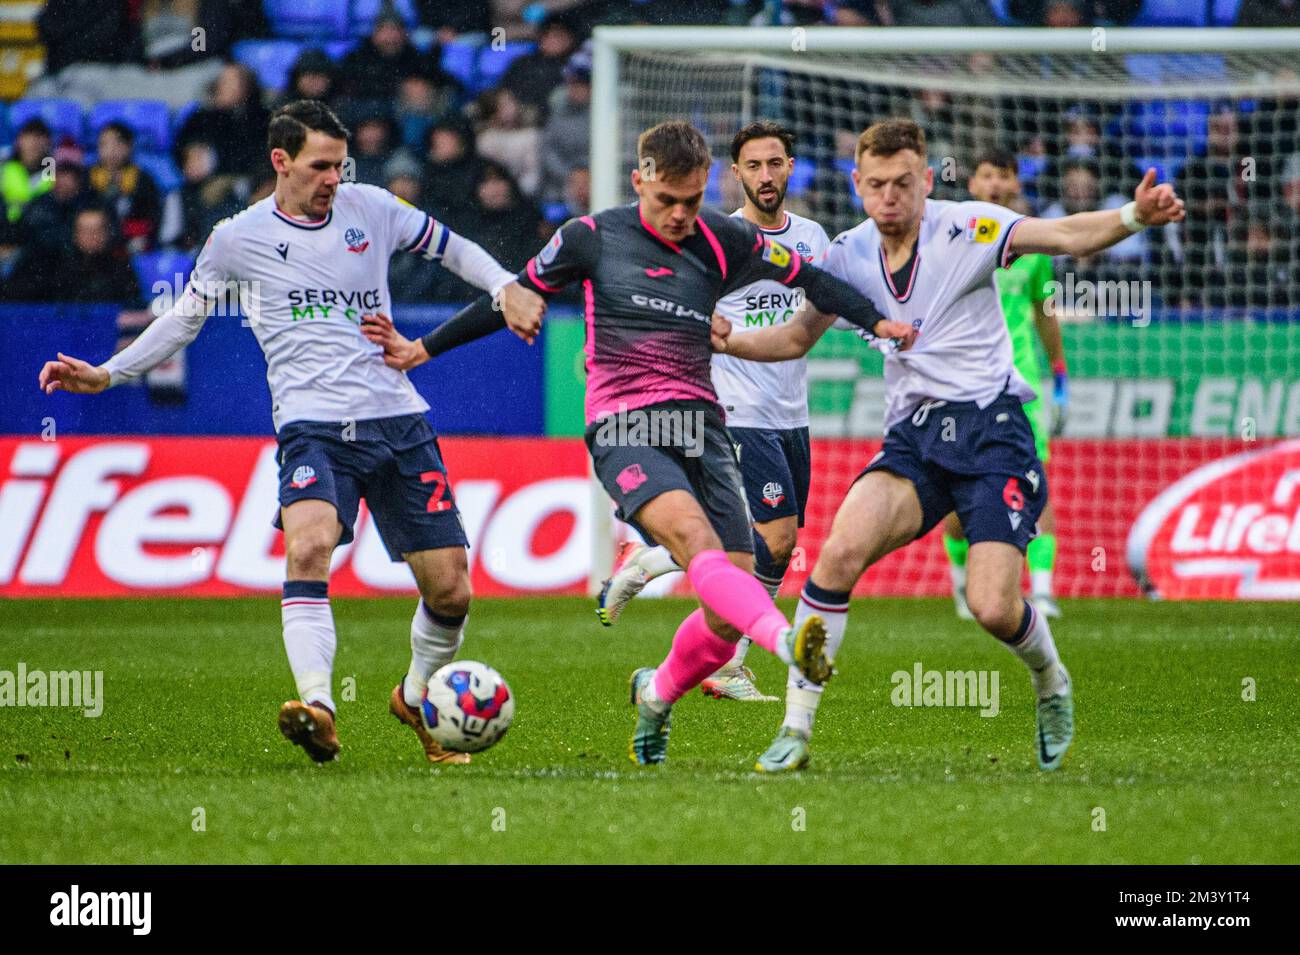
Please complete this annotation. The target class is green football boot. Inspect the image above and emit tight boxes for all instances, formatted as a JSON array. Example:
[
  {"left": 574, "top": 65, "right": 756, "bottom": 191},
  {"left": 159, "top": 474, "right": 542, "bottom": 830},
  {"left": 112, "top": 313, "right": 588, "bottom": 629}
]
[
  {"left": 628, "top": 667, "right": 672, "bottom": 765},
  {"left": 1036, "top": 666, "right": 1074, "bottom": 771},
  {"left": 755, "top": 726, "right": 811, "bottom": 773}
]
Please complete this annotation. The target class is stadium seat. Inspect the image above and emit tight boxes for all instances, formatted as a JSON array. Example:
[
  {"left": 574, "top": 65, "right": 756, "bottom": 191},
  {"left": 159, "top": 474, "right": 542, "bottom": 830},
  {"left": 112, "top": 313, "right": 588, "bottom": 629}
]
[
  {"left": 8, "top": 99, "right": 83, "bottom": 144},
  {"left": 263, "top": 0, "right": 350, "bottom": 40},
  {"left": 705, "top": 159, "right": 725, "bottom": 205},
  {"left": 1211, "top": 0, "right": 1243, "bottom": 26},
  {"left": 0, "top": 102, "right": 8, "bottom": 147},
  {"left": 132, "top": 251, "right": 195, "bottom": 295},
  {"left": 232, "top": 40, "right": 305, "bottom": 94},
  {"left": 1132, "top": 0, "right": 1207, "bottom": 27},
  {"left": 349, "top": 0, "right": 419, "bottom": 36},
  {"left": 325, "top": 39, "right": 358, "bottom": 60},
  {"left": 133, "top": 152, "right": 183, "bottom": 193},
  {"left": 475, "top": 42, "right": 535, "bottom": 94},
  {"left": 88, "top": 100, "right": 173, "bottom": 153},
  {"left": 441, "top": 37, "right": 483, "bottom": 91},
  {"left": 786, "top": 156, "right": 815, "bottom": 197}
]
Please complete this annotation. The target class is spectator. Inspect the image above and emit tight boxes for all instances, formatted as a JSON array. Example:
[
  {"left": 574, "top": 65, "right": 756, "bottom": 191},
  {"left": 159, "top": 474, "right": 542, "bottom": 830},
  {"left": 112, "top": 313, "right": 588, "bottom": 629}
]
[
  {"left": 175, "top": 63, "right": 271, "bottom": 180},
  {"left": 1180, "top": 104, "right": 1250, "bottom": 265},
  {"left": 338, "top": 7, "right": 460, "bottom": 107},
  {"left": 1008, "top": 0, "right": 1139, "bottom": 25},
  {"left": 838, "top": 0, "right": 998, "bottom": 26},
  {"left": 417, "top": 0, "right": 493, "bottom": 38},
  {"left": 384, "top": 153, "right": 423, "bottom": 206},
  {"left": 89, "top": 122, "right": 164, "bottom": 254},
  {"left": 497, "top": 13, "right": 583, "bottom": 115},
  {"left": 140, "top": 0, "right": 202, "bottom": 69},
  {"left": 386, "top": 161, "right": 441, "bottom": 302},
  {"left": 171, "top": 141, "right": 244, "bottom": 254},
  {"left": 565, "top": 166, "right": 590, "bottom": 214},
  {"left": 419, "top": 115, "right": 483, "bottom": 230},
  {"left": 459, "top": 161, "right": 543, "bottom": 273},
  {"left": 282, "top": 49, "right": 339, "bottom": 107},
  {"left": 473, "top": 87, "right": 542, "bottom": 196},
  {"left": 2, "top": 118, "right": 54, "bottom": 223},
  {"left": 7, "top": 205, "right": 141, "bottom": 303},
  {"left": 540, "top": 41, "right": 592, "bottom": 205},
  {"left": 1237, "top": 0, "right": 1300, "bottom": 27},
  {"left": 37, "top": 0, "right": 140, "bottom": 74},
  {"left": 344, "top": 112, "right": 415, "bottom": 187},
  {"left": 0, "top": 213, "right": 23, "bottom": 286},
  {"left": 18, "top": 140, "right": 91, "bottom": 256},
  {"left": 395, "top": 75, "right": 457, "bottom": 154}
]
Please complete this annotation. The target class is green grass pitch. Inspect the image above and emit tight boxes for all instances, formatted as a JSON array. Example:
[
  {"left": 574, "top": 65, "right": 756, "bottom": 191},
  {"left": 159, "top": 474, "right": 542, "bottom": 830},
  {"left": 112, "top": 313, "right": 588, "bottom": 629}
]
[{"left": 1, "top": 596, "right": 1296, "bottom": 864}]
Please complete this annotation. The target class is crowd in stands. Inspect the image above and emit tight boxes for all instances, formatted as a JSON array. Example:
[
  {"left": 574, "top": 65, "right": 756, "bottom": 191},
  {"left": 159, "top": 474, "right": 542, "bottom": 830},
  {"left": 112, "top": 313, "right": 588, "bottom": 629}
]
[{"left": 1, "top": 0, "right": 1297, "bottom": 311}]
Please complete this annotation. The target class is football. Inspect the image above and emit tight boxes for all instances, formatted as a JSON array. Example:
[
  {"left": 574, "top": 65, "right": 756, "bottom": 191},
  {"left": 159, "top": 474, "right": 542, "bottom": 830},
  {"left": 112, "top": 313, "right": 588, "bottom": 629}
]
[{"left": 420, "top": 661, "right": 515, "bottom": 754}]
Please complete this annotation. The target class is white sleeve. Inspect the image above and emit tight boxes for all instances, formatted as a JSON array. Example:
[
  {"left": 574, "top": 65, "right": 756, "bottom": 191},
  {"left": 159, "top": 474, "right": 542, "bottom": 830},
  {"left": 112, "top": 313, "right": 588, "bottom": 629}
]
[
  {"left": 102, "top": 224, "right": 228, "bottom": 386},
  {"left": 374, "top": 183, "right": 517, "bottom": 296},
  {"left": 102, "top": 287, "right": 212, "bottom": 386},
  {"left": 436, "top": 229, "right": 517, "bottom": 296}
]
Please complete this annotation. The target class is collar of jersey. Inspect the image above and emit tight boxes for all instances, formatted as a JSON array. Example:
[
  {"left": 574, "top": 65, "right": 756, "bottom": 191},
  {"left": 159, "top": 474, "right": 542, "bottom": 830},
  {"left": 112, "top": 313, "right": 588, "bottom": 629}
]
[
  {"left": 879, "top": 239, "right": 920, "bottom": 303},
  {"left": 731, "top": 208, "right": 791, "bottom": 236},
  {"left": 273, "top": 202, "right": 333, "bottom": 231},
  {"left": 638, "top": 204, "right": 683, "bottom": 252}
]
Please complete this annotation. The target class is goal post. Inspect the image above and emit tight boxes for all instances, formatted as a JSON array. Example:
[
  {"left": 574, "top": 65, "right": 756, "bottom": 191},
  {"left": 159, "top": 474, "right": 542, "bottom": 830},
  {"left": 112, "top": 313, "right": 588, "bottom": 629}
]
[{"left": 587, "top": 26, "right": 1300, "bottom": 600}]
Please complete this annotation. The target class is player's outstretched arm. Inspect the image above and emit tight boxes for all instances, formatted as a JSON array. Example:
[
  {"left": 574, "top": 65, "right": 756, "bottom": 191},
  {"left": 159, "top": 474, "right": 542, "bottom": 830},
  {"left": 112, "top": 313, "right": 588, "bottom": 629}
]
[
  {"left": 37, "top": 294, "right": 211, "bottom": 395},
  {"left": 362, "top": 293, "right": 507, "bottom": 368},
  {"left": 39, "top": 353, "right": 110, "bottom": 395},
  {"left": 1011, "top": 168, "right": 1185, "bottom": 259},
  {"left": 717, "top": 306, "right": 836, "bottom": 361}
]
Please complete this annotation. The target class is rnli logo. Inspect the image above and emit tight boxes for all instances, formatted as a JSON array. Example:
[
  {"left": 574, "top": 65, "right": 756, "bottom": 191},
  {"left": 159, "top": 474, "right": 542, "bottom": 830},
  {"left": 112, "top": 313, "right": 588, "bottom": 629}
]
[{"left": 345, "top": 227, "right": 369, "bottom": 254}]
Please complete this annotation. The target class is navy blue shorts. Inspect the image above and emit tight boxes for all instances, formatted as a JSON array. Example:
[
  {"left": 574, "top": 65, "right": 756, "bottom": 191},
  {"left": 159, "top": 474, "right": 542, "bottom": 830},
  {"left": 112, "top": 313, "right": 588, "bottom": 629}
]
[
  {"left": 861, "top": 392, "right": 1047, "bottom": 552},
  {"left": 274, "top": 413, "right": 468, "bottom": 561},
  {"left": 728, "top": 425, "right": 811, "bottom": 527},
  {"left": 585, "top": 399, "right": 754, "bottom": 554}
]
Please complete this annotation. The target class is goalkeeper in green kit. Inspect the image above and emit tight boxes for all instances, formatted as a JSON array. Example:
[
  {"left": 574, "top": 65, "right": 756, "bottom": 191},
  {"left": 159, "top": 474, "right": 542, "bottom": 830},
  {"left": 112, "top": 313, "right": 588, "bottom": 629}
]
[{"left": 943, "top": 151, "right": 1068, "bottom": 619}]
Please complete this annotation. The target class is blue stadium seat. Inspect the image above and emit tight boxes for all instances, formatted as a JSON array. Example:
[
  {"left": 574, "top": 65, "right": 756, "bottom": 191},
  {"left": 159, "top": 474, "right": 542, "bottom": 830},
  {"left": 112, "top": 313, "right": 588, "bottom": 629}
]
[
  {"left": 8, "top": 99, "right": 83, "bottom": 144},
  {"left": 263, "top": 0, "right": 350, "bottom": 40},
  {"left": 475, "top": 42, "right": 535, "bottom": 94},
  {"left": 705, "top": 159, "right": 725, "bottom": 205},
  {"left": 232, "top": 40, "right": 305, "bottom": 93},
  {"left": 441, "top": 37, "right": 482, "bottom": 91},
  {"left": 987, "top": 0, "right": 1017, "bottom": 24},
  {"left": 172, "top": 100, "right": 200, "bottom": 142},
  {"left": 1212, "top": 0, "right": 1243, "bottom": 26},
  {"left": 133, "top": 251, "right": 195, "bottom": 295},
  {"left": 0, "top": 102, "right": 8, "bottom": 147},
  {"left": 88, "top": 100, "right": 173, "bottom": 153},
  {"left": 1133, "top": 0, "right": 1207, "bottom": 27},
  {"left": 325, "top": 39, "right": 358, "bottom": 60},
  {"left": 133, "top": 152, "right": 183, "bottom": 193},
  {"left": 786, "top": 157, "right": 815, "bottom": 197},
  {"left": 349, "top": 0, "right": 418, "bottom": 36}
]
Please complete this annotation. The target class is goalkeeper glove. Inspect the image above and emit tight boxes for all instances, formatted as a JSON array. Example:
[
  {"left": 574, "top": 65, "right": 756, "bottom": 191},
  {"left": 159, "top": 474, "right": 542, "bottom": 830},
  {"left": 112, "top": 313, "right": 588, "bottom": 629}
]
[{"left": 1051, "top": 359, "right": 1069, "bottom": 436}]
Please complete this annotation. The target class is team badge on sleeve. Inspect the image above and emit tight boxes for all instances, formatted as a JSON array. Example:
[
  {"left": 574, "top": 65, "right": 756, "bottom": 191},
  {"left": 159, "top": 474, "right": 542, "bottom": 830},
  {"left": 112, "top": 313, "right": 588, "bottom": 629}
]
[
  {"left": 761, "top": 238, "right": 792, "bottom": 268},
  {"left": 538, "top": 229, "right": 564, "bottom": 270},
  {"left": 966, "top": 217, "right": 1000, "bottom": 243}
]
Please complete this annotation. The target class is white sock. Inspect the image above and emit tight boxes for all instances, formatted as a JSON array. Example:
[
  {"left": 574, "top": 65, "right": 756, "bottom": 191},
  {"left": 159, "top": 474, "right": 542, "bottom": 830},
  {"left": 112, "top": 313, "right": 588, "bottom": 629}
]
[
  {"left": 722, "top": 636, "right": 752, "bottom": 671},
  {"left": 404, "top": 601, "right": 466, "bottom": 707},
  {"left": 281, "top": 582, "right": 336, "bottom": 712},
  {"left": 1031, "top": 570, "right": 1054, "bottom": 598},
  {"left": 1002, "top": 601, "right": 1068, "bottom": 699},
  {"left": 636, "top": 544, "right": 682, "bottom": 580},
  {"left": 950, "top": 562, "right": 967, "bottom": 593},
  {"left": 783, "top": 589, "right": 850, "bottom": 736}
]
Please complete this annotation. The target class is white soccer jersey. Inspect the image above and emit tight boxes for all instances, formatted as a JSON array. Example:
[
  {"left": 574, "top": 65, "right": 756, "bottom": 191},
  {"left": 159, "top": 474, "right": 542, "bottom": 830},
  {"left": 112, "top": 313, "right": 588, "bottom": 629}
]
[
  {"left": 711, "top": 210, "right": 830, "bottom": 429},
  {"left": 104, "top": 182, "right": 514, "bottom": 430},
  {"left": 827, "top": 198, "right": 1037, "bottom": 431}
]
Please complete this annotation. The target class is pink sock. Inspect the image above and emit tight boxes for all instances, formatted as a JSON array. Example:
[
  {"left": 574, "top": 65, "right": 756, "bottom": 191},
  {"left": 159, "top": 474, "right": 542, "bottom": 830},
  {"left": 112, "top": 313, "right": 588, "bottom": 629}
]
[
  {"left": 687, "top": 550, "right": 789, "bottom": 653},
  {"left": 653, "top": 609, "right": 737, "bottom": 704}
]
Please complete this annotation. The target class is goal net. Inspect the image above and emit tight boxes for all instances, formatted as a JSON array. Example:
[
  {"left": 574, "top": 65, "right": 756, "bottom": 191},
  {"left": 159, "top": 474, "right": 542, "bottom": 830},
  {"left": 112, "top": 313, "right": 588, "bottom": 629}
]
[{"left": 590, "top": 27, "right": 1300, "bottom": 600}]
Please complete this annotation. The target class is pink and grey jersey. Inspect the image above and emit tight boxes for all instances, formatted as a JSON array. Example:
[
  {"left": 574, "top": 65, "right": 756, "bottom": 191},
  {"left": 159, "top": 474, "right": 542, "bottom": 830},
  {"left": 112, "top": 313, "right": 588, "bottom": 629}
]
[{"left": 519, "top": 203, "right": 885, "bottom": 426}]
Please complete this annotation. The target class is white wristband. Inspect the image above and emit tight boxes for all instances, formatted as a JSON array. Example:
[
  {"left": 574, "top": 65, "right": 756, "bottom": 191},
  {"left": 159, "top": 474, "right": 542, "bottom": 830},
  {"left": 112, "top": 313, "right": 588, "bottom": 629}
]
[{"left": 1120, "top": 201, "right": 1146, "bottom": 233}]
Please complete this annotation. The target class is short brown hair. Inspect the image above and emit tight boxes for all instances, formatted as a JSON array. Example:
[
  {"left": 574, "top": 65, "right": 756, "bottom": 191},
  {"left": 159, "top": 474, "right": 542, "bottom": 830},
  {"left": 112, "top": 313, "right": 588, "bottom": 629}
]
[
  {"left": 637, "top": 121, "right": 712, "bottom": 181},
  {"left": 730, "top": 120, "right": 795, "bottom": 162},
  {"left": 268, "top": 100, "right": 350, "bottom": 158},
  {"left": 855, "top": 118, "right": 927, "bottom": 161}
]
